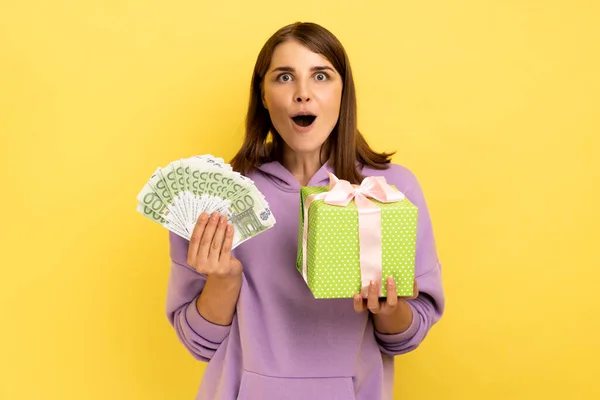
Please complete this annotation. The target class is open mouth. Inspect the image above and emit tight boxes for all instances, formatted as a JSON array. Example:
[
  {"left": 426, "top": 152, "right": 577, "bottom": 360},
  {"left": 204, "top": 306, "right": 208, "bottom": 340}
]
[{"left": 291, "top": 113, "right": 317, "bottom": 127}]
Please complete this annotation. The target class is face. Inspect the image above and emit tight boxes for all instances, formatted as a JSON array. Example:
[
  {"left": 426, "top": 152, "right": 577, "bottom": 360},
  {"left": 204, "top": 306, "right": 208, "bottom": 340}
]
[{"left": 262, "top": 40, "right": 343, "bottom": 158}]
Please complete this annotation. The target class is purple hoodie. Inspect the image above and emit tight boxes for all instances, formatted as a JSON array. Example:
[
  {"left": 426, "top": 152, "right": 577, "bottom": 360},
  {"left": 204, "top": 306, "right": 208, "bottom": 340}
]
[{"left": 166, "top": 161, "right": 445, "bottom": 400}]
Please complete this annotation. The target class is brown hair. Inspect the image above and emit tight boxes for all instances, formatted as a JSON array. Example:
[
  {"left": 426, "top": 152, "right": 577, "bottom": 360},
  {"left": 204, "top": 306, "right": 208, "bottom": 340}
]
[{"left": 230, "top": 21, "right": 394, "bottom": 184}]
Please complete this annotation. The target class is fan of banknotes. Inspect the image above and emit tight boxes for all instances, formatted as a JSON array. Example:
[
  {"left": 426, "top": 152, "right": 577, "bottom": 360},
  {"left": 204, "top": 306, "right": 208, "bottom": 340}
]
[{"left": 136, "top": 154, "right": 276, "bottom": 249}]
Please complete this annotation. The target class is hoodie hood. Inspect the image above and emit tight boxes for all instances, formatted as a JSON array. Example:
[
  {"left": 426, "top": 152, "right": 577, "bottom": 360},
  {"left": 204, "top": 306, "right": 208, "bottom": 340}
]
[{"left": 256, "top": 161, "right": 334, "bottom": 192}]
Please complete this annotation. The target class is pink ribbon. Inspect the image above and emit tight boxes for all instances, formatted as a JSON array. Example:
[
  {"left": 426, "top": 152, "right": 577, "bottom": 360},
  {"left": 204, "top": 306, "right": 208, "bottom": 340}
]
[{"left": 301, "top": 173, "right": 405, "bottom": 297}]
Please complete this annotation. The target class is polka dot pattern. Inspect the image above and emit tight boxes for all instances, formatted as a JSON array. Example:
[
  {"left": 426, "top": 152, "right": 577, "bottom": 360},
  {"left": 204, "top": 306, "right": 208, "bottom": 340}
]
[{"left": 297, "top": 186, "right": 418, "bottom": 299}]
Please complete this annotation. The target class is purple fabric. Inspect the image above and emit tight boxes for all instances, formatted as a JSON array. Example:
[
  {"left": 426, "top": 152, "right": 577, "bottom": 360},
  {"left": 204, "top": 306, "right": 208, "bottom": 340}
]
[{"left": 165, "top": 161, "right": 445, "bottom": 400}]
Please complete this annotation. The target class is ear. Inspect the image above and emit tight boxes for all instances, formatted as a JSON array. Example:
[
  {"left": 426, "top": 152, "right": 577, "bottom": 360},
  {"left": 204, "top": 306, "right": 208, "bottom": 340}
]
[{"left": 261, "top": 91, "right": 268, "bottom": 109}]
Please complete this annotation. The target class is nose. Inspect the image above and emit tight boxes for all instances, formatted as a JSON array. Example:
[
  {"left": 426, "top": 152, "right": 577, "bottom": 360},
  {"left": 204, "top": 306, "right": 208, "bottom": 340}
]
[{"left": 294, "top": 81, "right": 311, "bottom": 103}]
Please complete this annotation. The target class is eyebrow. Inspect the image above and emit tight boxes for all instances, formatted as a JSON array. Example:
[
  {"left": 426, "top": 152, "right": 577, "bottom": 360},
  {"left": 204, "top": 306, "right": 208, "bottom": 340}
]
[{"left": 269, "top": 65, "right": 335, "bottom": 74}]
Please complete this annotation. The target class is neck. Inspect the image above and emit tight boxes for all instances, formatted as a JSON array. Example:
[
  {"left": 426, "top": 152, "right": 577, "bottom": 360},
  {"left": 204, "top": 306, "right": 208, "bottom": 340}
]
[{"left": 282, "top": 147, "right": 324, "bottom": 186}]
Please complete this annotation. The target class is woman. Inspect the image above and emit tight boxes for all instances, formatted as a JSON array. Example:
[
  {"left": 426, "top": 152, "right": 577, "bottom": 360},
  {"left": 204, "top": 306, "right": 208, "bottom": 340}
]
[{"left": 166, "top": 22, "right": 445, "bottom": 400}]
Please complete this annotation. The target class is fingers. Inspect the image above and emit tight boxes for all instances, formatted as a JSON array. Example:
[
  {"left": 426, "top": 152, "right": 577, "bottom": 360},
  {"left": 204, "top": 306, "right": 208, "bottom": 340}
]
[
  {"left": 185, "top": 211, "right": 242, "bottom": 278},
  {"left": 367, "top": 280, "right": 381, "bottom": 313},
  {"left": 353, "top": 280, "right": 383, "bottom": 314},
  {"left": 353, "top": 277, "right": 418, "bottom": 314},
  {"left": 353, "top": 294, "right": 366, "bottom": 313},
  {"left": 188, "top": 212, "right": 209, "bottom": 265},
  {"left": 208, "top": 215, "right": 228, "bottom": 264},
  {"left": 197, "top": 212, "right": 220, "bottom": 261},
  {"left": 219, "top": 222, "right": 234, "bottom": 261},
  {"left": 385, "top": 276, "right": 398, "bottom": 308}
]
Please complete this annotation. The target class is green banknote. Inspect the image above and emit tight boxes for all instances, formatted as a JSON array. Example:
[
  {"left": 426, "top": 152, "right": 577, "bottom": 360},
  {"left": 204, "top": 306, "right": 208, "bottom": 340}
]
[
  {"left": 136, "top": 173, "right": 188, "bottom": 238},
  {"left": 136, "top": 154, "right": 276, "bottom": 247},
  {"left": 160, "top": 162, "right": 188, "bottom": 226},
  {"left": 187, "top": 156, "right": 232, "bottom": 227},
  {"left": 138, "top": 168, "right": 187, "bottom": 229}
]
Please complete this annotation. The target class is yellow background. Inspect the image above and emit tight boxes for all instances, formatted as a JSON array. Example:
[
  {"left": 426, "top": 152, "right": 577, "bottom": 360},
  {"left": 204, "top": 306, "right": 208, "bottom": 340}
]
[{"left": 1, "top": 0, "right": 599, "bottom": 399}]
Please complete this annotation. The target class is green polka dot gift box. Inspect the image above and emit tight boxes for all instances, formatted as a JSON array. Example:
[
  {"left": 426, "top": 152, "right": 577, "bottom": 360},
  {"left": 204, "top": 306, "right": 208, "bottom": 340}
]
[{"left": 296, "top": 182, "right": 418, "bottom": 299}]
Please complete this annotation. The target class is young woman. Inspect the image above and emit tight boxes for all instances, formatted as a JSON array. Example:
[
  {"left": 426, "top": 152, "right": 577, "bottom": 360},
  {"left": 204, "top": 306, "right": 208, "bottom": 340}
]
[{"left": 165, "top": 22, "right": 445, "bottom": 400}]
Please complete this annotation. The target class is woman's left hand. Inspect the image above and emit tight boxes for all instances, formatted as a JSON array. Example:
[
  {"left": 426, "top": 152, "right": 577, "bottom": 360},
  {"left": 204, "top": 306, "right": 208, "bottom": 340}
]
[{"left": 353, "top": 277, "right": 418, "bottom": 315}]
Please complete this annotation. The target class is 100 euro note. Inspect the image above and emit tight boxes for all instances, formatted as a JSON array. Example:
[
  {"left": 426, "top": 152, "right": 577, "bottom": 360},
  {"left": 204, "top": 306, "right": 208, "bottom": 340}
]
[
  {"left": 136, "top": 177, "right": 189, "bottom": 239},
  {"left": 136, "top": 155, "right": 276, "bottom": 249},
  {"left": 198, "top": 166, "right": 275, "bottom": 247},
  {"left": 186, "top": 157, "right": 233, "bottom": 230},
  {"left": 184, "top": 159, "right": 274, "bottom": 246}
]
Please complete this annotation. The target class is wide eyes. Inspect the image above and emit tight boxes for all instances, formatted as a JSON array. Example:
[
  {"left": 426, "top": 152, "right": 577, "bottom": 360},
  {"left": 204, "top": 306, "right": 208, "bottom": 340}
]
[{"left": 276, "top": 72, "right": 330, "bottom": 83}]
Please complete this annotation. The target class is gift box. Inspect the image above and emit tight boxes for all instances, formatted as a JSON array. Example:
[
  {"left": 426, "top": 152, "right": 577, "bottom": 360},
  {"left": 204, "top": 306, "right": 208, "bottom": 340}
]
[{"left": 296, "top": 173, "right": 418, "bottom": 299}]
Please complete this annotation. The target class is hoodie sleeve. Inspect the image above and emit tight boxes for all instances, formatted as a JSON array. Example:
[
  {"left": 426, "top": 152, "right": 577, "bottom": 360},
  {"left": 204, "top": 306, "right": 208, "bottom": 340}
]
[
  {"left": 164, "top": 231, "right": 231, "bottom": 362},
  {"left": 373, "top": 164, "right": 445, "bottom": 356}
]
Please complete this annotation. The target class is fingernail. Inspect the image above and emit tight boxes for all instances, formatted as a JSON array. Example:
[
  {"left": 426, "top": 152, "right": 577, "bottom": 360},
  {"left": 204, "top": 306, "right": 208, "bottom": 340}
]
[
  {"left": 219, "top": 215, "right": 226, "bottom": 224},
  {"left": 226, "top": 224, "right": 233, "bottom": 233},
  {"left": 199, "top": 212, "right": 208, "bottom": 222}
]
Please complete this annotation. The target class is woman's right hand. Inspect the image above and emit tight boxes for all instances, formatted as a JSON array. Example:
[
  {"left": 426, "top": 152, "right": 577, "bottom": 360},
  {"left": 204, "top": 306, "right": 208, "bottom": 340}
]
[{"left": 187, "top": 211, "right": 243, "bottom": 280}]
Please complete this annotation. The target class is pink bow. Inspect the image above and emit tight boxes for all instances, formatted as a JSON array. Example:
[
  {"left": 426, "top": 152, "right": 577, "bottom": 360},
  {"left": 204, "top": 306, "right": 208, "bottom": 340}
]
[{"left": 301, "top": 173, "right": 405, "bottom": 297}]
